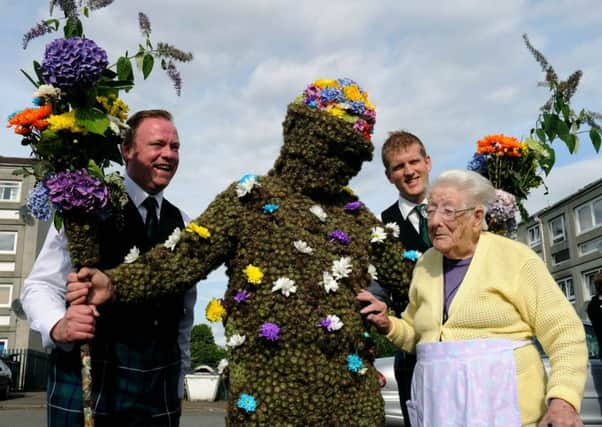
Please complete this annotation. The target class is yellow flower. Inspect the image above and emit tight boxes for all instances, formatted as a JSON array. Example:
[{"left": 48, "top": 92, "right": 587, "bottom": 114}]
[
  {"left": 186, "top": 222, "right": 211, "bottom": 238},
  {"left": 342, "top": 186, "right": 355, "bottom": 196},
  {"left": 205, "top": 298, "right": 226, "bottom": 322},
  {"left": 364, "top": 99, "right": 376, "bottom": 111},
  {"left": 96, "top": 95, "right": 129, "bottom": 121},
  {"left": 325, "top": 105, "right": 345, "bottom": 118},
  {"left": 343, "top": 85, "right": 363, "bottom": 101},
  {"left": 314, "top": 79, "right": 340, "bottom": 89},
  {"left": 243, "top": 264, "right": 264, "bottom": 284},
  {"left": 47, "top": 111, "right": 87, "bottom": 134}
]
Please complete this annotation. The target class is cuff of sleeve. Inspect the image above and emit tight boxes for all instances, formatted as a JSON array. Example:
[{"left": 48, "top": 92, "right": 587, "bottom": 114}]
[
  {"left": 385, "top": 316, "right": 406, "bottom": 349},
  {"left": 36, "top": 309, "right": 66, "bottom": 349},
  {"left": 546, "top": 386, "right": 582, "bottom": 413}
]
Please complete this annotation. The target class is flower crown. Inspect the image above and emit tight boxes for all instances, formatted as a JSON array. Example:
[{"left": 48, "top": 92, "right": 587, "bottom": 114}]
[{"left": 292, "top": 78, "right": 376, "bottom": 141}]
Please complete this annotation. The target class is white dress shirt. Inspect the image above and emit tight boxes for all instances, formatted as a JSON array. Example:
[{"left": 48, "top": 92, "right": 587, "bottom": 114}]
[
  {"left": 396, "top": 196, "right": 427, "bottom": 233},
  {"left": 21, "top": 173, "right": 196, "bottom": 398}
]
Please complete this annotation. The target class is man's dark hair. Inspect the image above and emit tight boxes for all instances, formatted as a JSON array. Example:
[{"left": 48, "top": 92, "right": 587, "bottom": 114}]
[
  {"left": 122, "top": 109, "right": 173, "bottom": 147},
  {"left": 381, "top": 130, "right": 427, "bottom": 170},
  {"left": 595, "top": 272, "right": 602, "bottom": 295}
]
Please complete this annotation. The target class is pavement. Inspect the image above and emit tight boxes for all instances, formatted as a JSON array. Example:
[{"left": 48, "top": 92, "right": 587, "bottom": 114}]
[{"left": 0, "top": 391, "right": 227, "bottom": 413}]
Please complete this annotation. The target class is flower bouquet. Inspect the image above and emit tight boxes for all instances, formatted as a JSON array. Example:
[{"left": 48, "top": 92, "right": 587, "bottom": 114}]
[{"left": 7, "top": 2, "right": 192, "bottom": 425}]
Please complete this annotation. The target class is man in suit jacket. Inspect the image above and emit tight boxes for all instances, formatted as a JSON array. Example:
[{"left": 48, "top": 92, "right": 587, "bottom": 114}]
[
  {"left": 380, "top": 130, "right": 432, "bottom": 427},
  {"left": 22, "top": 110, "right": 196, "bottom": 427}
]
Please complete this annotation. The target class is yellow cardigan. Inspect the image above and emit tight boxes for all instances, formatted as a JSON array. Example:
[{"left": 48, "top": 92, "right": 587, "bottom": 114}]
[{"left": 386, "top": 232, "right": 587, "bottom": 425}]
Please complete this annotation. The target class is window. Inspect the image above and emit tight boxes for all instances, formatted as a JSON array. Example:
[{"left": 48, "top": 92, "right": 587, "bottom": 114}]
[
  {"left": 584, "top": 268, "right": 602, "bottom": 298},
  {"left": 0, "top": 181, "right": 20, "bottom": 202},
  {"left": 552, "top": 248, "right": 570, "bottom": 265},
  {"left": 549, "top": 216, "right": 566, "bottom": 243},
  {"left": 528, "top": 225, "right": 541, "bottom": 247},
  {"left": 0, "top": 339, "right": 6, "bottom": 355},
  {"left": 575, "top": 197, "right": 602, "bottom": 234},
  {"left": 0, "top": 285, "right": 12, "bottom": 308},
  {"left": 579, "top": 236, "right": 602, "bottom": 256},
  {"left": 557, "top": 277, "right": 575, "bottom": 301},
  {"left": 0, "top": 232, "right": 17, "bottom": 254}
]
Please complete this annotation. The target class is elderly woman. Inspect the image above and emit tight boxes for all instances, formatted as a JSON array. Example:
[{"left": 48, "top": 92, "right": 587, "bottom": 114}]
[{"left": 358, "top": 169, "right": 587, "bottom": 427}]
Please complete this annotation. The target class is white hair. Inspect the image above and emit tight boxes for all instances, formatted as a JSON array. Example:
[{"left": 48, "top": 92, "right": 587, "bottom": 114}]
[{"left": 428, "top": 169, "right": 496, "bottom": 220}]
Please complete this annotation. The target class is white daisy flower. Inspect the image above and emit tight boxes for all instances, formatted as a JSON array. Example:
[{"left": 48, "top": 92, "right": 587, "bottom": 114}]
[
  {"left": 326, "top": 314, "right": 344, "bottom": 331},
  {"left": 309, "top": 204, "right": 328, "bottom": 222},
  {"left": 293, "top": 240, "right": 313, "bottom": 254},
  {"left": 358, "top": 367, "right": 368, "bottom": 375},
  {"left": 321, "top": 271, "right": 339, "bottom": 293},
  {"left": 163, "top": 227, "right": 182, "bottom": 251},
  {"left": 384, "top": 222, "right": 400, "bottom": 238},
  {"left": 33, "top": 84, "right": 61, "bottom": 99},
  {"left": 236, "top": 174, "right": 260, "bottom": 198},
  {"left": 217, "top": 358, "right": 229, "bottom": 374},
  {"left": 226, "top": 334, "right": 246, "bottom": 348},
  {"left": 368, "top": 264, "right": 378, "bottom": 281},
  {"left": 123, "top": 246, "right": 140, "bottom": 263},
  {"left": 332, "top": 256, "right": 352, "bottom": 280},
  {"left": 272, "top": 277, "right": 297, "bottom": 297},
  {"left": 370, "top": 226, "right": 387, "bottom": 243}
]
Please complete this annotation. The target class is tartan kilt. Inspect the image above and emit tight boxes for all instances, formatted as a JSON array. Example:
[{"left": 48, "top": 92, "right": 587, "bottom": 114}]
[{"left": 47, "top": 338, "right": 181, "bottom": 427}]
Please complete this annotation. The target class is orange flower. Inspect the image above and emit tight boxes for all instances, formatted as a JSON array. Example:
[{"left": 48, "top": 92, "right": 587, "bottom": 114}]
[
  {"left": 476, "top": 133, "right": 524, "bottom": 157},
  {"left": 7, "top": 104, "right": 52, "bottom": 135}
]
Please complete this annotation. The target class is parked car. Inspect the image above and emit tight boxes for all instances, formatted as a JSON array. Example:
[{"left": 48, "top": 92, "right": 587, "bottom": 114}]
[
  {"left": 374, "top": 320, "right": 602, "bottom": 427},
  {"left": 0, "top": 358, "right": 12, "bottom": 400}
]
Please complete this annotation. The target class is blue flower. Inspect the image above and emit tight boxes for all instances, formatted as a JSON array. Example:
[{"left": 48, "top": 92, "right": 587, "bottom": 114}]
[
  {"left": 320, "top": 87, "right": 343, "bottom": 104},
  {"left": 27, "top": 181, "right": 52, "bottom": 220},
  {"left": 403, "top": 250, "right": 421, "bottom": 262},
  {"left": 467, "top": 153, "right": 488, "bottom": 175},
  {"left": 32, "top": 97, "right": 45, "bottom": 106},
  {"left": 239, "top": 173, "right": 257, "bottom": 184},
  {"left": 237, "top": 393, "right": 257, "bottom": 413},
  {"left": 346, "top": 354, "right": 364, "bottom": 373},
  {"left": 262, "top": 203, "right": 279, "bottom": 214}
]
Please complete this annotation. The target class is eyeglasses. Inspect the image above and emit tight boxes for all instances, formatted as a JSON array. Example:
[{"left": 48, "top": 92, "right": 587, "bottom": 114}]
[{"left": 425, "top": 205, "right": 476, "bottom": 221}]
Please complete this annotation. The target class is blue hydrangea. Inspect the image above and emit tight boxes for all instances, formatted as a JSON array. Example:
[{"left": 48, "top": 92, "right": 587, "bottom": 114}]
[
  {"left": 346, "top": 354, "right": 364, "bottom": 373},
  {"left": 467, "top": 153, "right": 488, "bottom": 176},
  {"left": 237, "top": 393, "right": 257, "bottom": 413},
  {"left": 320, "top": 87, "right": 343, "bottom": 104},
  {"left": 26, "top": 181, "right": 52, "bottom": 220},
  {"left": 347, "top": 101, "right": 366, "bottom": 116}
]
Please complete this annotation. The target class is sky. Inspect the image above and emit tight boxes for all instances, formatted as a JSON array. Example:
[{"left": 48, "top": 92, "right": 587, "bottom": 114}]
[{"left": 1, "top": 0, "right": 601, "bottom": 345}]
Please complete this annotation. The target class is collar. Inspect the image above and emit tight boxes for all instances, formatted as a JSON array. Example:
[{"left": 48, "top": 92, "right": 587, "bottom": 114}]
[
  {"left": 397, "top": 196, "right": 427, "bottom": 220},
  {"left": 124, "top": 174, "right": 164, "bottom": 212}
]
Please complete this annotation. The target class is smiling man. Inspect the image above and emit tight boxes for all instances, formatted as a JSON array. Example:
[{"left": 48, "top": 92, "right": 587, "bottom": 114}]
[{"left": 21, "top": 109, "right": 196, "bottom": 426}]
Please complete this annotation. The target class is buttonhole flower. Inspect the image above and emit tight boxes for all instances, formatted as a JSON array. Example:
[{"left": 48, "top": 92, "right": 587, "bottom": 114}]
[
  {"left": 403, "top": 250, "right": 422, "bottom": 262},
  {"left": 237, "top": 393, "right": 257, "bottom": 413},
  {"left": 344, "top": 201, "right": 362, "bottom": 212},
  {"left": 205, "top": 298, "right": 226, "bottom": 322},
  {"left": 259, "top": 322, "right": 280, "bottom": 341},
  {"left": 123, "top": 246, "right": 140, "bottom": 263},
  {"left": 370, "top": 226, "right": 387, "bottom": 243},
  {"left": 368, "top": 264, "right": 378, "bottom": 281},
  {"left": 186, "top": 222, "right": 211, "bottom": 239},
  {"left": 321, "top": 271, "right": 339, "bottom": 293},
  {"left": 236, "top": 174, "right": 259, "bottom": 198},
  {"left": 329, "top": 229, "right": 350, "bottom": 245},
  {"left": 226, "top": 334, "right": 246, "bottom": 348},
  {"left": 262, "top": 203, "right": 279, "bottom": 214},
  {"left": 234, "top": 290, "right": 250, "bottom": 303},
  {"left": 217, "top": 358, "right": 228, "bottom": 374},
  {"left": 332, "top": 257, "right": 352, "bottom": 280},
  {"left": 163, "top": 227, "right": 181, "bottom": 251},
  {"left": 293, "top": 240, "right": 313, "bottom": 255},
  {"left": 309, "top": 204, "right": 327, "bottom": 222},
  {"left": 346, "top": 354, "right": 364, "bottom": 373},
  {"left": 384, "top": 222, "right": 400, "bottom": 238},
  {"left": 318, "top": 314, "right": 344, "bottom": 332},
  {"left": 272, "top": 277, "right": 297, "bottom": 297},
  {"left": 243, "top": 264, "right": 263, "bottom": 285}
]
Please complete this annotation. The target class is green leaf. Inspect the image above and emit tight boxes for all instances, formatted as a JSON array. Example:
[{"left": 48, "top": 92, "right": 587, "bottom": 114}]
[
  {"left": 64, "top": 17, "right": 83, "bottom": 38},
  {"left": 542, "top": 113, "right": 557, "bottom": 141},
  {"left": 561, "top": 104, "right": 571, "bottom": 122},
  {"left": 75, "top": 108, "right": 110, "bottom": 135},
  {"left": 101, "top": 68, "right": 118, "bottom": 79},
  {"left": 142, "top": 54, "right": 154, "bottom": 79},
  {"left": 116, "top": 56, "right": 134, "bottom": 82},
  {"left": 560, "top": 133, "right": 577, "bottom": 154},
  {"left": 96, "top": 80, "right": 135, "bottom": 91},
  {"left": 535, "top": 128, "right": 547, "bottom": 143},
  {"left": 44, "top": 19, "right": 60, "bottom": 32},
  {"left": 538, "top": 144, "right": 555, "bottom": 175},
  {"left": 83, "top": 6, "right": 89, "bottom": 17},
  {"left": 87, "top": 159, "right": 104, "bottom": 179},
  {"left": 555, "top": 119, "right": 570, "bottom": 139},
  {"left": 590, "top": 128, "right": 601, "bottom": 152},
  {"left": 53, "top": 212, "right": 63, "bottom": 232},
  {"left": 33, "top": 61, "right": 44, "bottom": 83},
  {"left": 20, "top": 69, "right": 39, "bottom": 88}
]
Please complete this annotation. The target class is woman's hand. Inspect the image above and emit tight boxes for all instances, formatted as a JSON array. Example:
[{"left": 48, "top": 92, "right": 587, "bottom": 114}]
[
  {"left": 538, "top": 398, "right": 583, "bottom": 427},
  {"left": 357, "top": 290, "right": 392, "bottom": 334}
]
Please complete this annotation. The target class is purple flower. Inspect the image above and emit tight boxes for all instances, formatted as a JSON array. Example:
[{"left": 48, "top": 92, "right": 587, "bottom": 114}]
[
  {"left": 318, "top": 318, "right": 332, "bottom": 330},
  {"left": 45, "top": 169, "right": 108, "bottom": 214},
  {"left": 344, "top": 201, "right": 362, "bottom": 212},
  {"left": 42, "top": 37, "right": 108, "bottom": 91},
  {"left": 26, "top": 182, "right": 52, "bottom": 220},
  {"left": 258, "top": 322, "right": 280, "bottom": 341},
  {"left": 22, "top": 21, "right": 54, "bottom": 50},
  {"left": 166, "top": 60, "right": 182, "bottom": 96},
  {"left": 329, "top": 230, "right": 350, "bottom": 245},
  {"left": 138, "top": 12, "right": 152, "bottom": 37},
  {"left": 347, "top": 101, "right": 366, "bottom": 116},
  {"left": 234, "top": 290, "right": 250, "bottom": 303},
  {"left": 303, "top": 84, "right": 320, "bottom": 98}
]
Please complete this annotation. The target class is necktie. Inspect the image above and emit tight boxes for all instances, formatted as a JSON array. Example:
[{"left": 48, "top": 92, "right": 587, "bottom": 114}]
[
  {"left": 142, "top": 196, "right": 159, "bottom": 243},
  {"left": 415, "top": 203, "right": 431, "bottom": 247}
]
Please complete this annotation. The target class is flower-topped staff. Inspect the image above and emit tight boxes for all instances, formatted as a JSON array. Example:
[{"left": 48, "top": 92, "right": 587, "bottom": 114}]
[{"left": 10, "top": 3, "right": 192, "bottom": 426}]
